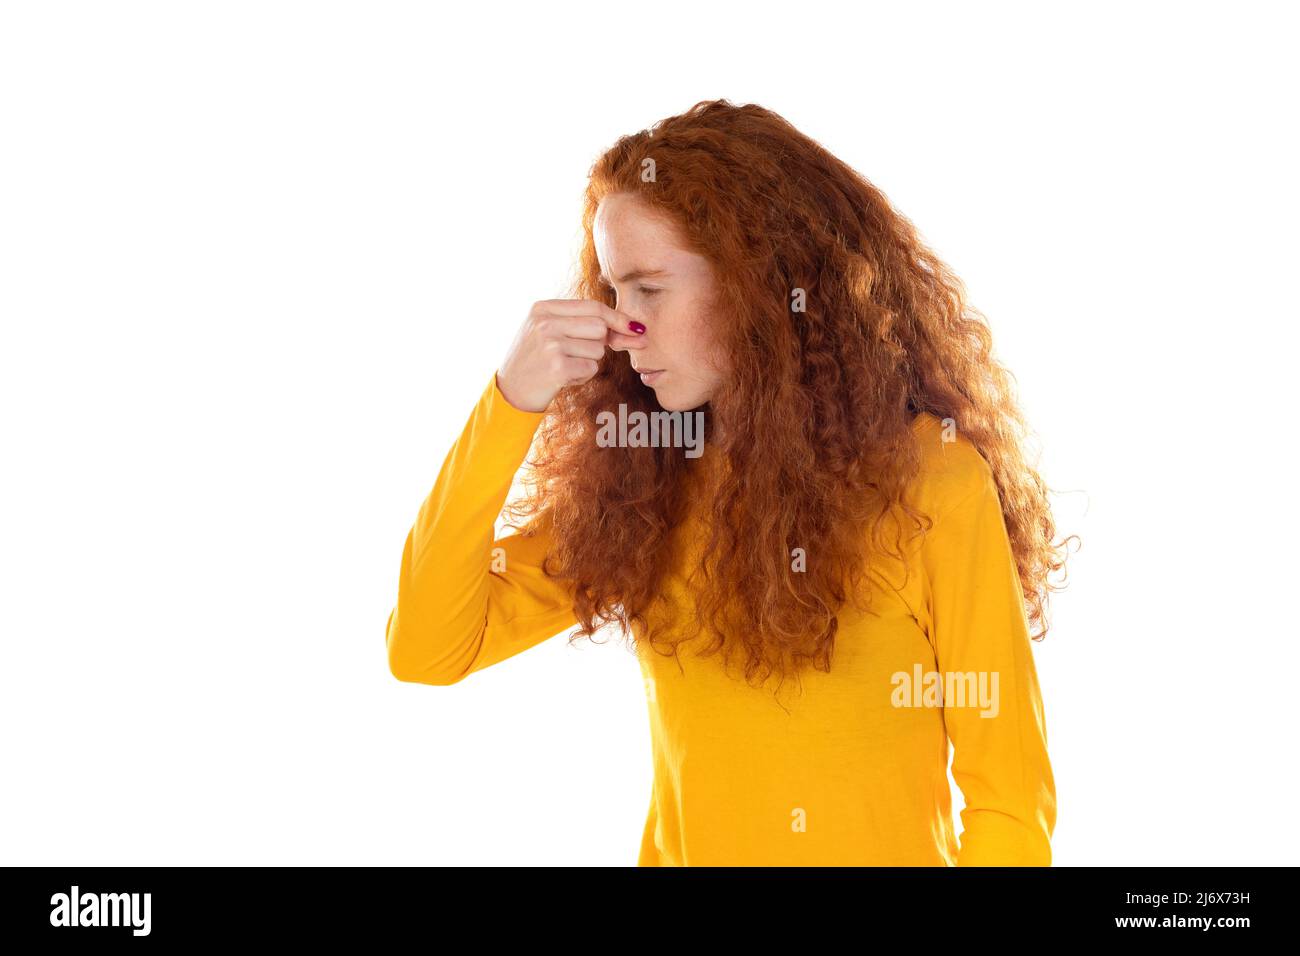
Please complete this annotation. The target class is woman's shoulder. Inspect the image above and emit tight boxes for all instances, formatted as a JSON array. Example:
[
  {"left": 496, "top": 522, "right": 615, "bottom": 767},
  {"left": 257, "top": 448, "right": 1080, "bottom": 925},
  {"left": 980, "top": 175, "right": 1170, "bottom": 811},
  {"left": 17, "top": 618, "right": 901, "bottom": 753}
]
[{"left": 907, "top": 412, "right": 996, "bottom": 522}]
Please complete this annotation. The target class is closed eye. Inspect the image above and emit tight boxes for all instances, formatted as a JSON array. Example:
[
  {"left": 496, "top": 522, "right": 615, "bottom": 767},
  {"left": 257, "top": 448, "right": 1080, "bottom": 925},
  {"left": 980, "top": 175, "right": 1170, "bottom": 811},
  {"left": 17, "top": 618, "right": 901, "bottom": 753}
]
[{"left": 599, "top": 278, "right": 662, "bottom": 299}]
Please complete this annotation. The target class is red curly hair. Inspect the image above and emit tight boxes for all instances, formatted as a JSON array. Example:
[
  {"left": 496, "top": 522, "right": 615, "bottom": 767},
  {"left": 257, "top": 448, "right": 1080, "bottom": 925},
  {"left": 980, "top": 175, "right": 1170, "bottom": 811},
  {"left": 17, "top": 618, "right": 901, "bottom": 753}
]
[{"left": 504, "top": 98, "right": 1076, "bottom": 694}]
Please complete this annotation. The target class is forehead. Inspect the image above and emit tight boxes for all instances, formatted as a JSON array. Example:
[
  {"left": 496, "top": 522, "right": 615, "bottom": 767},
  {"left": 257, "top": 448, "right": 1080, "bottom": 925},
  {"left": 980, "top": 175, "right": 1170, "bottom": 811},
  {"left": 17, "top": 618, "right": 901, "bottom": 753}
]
[{"left": 593, "top": 193, "right": 691, "bottom": 272}]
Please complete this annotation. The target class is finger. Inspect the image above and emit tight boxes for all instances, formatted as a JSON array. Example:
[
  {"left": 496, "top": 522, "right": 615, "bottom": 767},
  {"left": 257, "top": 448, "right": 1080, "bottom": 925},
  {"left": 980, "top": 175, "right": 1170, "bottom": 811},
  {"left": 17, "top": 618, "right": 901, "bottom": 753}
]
[
  {"left": 559, "top": 356, "right": 600, "bottom": 384},
  {"left": 541, "top": 298, "right": 641, "bottom": 337},
  {"left": 559, "top": 337, "right": 607, "bottom": 361},
  {"left": 555, "top": 316, "right": 615, "bottom": 340},
  {"left": 550, "top": 314, "right": 646, "bottom": 350},
  {"left": 604, "top": 329, "right": 646, "bottom": 351}
]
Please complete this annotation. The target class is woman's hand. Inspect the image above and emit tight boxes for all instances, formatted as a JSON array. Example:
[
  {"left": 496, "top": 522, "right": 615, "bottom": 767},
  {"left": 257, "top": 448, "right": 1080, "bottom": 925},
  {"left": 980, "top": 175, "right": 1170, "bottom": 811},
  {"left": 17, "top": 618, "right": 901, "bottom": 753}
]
[{"left": 496, "top": 299, "right": 646, "bottom": 412}]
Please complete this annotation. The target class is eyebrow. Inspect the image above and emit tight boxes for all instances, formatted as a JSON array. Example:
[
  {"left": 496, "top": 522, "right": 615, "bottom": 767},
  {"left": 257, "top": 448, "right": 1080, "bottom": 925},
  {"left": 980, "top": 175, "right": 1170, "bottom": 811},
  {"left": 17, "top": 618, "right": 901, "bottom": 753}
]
[{"left": 599, "top": 267, "right": 669, "bottom": 284}]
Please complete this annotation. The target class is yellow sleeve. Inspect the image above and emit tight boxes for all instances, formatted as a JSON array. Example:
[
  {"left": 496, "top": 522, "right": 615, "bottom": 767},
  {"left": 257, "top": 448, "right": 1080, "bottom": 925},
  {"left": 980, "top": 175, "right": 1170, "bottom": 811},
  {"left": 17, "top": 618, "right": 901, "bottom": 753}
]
[
  {"left": 919, "top": 456, "right": 1058, "bottom": 866},
  {"left": 385, "top": 372, "right": 579, "bottom": 685}
]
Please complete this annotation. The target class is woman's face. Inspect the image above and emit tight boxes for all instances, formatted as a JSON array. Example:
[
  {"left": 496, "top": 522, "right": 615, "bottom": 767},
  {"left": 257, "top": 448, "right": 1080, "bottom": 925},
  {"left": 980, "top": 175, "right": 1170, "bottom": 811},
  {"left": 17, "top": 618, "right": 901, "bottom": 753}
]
[{"left": 593, "top": 192, "right": 727, "bottom": 412}]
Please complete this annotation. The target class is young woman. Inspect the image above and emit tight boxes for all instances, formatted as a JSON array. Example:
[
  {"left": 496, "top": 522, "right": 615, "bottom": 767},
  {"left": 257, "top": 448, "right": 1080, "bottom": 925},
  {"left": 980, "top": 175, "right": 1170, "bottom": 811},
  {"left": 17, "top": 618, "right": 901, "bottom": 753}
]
[{"left": 384, "top": 99, "right": 1073, "bottom": 867}]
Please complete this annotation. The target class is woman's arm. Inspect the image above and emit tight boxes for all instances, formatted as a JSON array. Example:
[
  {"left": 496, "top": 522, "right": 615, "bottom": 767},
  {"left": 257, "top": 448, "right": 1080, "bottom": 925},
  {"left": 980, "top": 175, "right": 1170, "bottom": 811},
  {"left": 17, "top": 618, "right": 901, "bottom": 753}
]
[
  {"left": 918, "top": 454, "right": 1058, "bottom": 866},
  {"left": 384, "top": 372, "right": 579, "bottom": 685}
]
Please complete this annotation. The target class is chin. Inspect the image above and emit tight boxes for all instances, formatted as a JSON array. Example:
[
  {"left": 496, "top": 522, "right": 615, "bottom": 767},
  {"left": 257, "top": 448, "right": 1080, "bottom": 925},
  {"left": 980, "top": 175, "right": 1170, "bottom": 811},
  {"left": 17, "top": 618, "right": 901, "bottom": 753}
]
[
  {"left": 647, "top": 375, "right": 716, "bottom": 412},
  {"left": 652, "top": 390, "right": 697, "bottom": 413}
]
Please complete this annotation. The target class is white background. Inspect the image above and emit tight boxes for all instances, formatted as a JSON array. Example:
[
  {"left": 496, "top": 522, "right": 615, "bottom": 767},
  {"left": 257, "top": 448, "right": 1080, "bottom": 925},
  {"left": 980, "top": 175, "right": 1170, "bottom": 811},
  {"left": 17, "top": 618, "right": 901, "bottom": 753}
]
[{"left": 2, "top": 1, "right": 1296, "bottom": 866}]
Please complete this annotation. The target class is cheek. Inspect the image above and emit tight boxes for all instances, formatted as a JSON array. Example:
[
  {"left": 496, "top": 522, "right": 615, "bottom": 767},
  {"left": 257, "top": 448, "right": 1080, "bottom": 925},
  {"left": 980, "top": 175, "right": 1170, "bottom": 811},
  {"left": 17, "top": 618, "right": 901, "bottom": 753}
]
[
  {"left": 652, "top": 296, "right": 725, "bottom": 378},
  {"left": 674, "top": 304, "right": 713, "bottom": 349},
  {"left": 682, "top": 312, "right": 727, "bottom": 377}
]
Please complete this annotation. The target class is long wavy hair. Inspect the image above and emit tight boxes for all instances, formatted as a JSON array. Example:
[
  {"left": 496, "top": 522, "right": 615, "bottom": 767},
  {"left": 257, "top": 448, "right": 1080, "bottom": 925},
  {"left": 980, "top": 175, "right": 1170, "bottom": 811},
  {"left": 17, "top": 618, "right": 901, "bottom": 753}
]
[{"left": 503, "top": 98, "right": 1076, "bottom": 696}]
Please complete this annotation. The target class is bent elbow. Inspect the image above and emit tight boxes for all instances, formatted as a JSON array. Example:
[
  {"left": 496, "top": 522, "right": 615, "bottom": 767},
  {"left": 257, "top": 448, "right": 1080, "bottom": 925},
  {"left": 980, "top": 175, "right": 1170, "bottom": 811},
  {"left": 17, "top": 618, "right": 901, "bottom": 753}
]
[
  {"left": 385, "top": 608, "right": 465, "bottom": 686},
  {"left": 388, "top": 661, "right": 460, "bottom": 686},
  {"left": 388, "top": 646, "right": 465, "bottom": 686}
]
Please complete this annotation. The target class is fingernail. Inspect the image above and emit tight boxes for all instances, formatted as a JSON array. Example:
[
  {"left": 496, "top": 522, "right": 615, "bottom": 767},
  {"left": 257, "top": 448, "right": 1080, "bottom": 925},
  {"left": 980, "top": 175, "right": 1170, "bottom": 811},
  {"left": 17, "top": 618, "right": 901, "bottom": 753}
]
[{"left": 628, "top": 321, "right": 646, "bottom": 334}]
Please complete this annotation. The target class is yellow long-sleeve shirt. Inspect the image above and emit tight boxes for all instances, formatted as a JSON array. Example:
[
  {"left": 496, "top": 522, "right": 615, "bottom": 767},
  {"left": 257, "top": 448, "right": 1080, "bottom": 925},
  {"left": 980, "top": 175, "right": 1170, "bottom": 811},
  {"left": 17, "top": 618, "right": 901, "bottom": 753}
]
[{"left": 386, "top": 372, "right": 1057, "bottom": 866}]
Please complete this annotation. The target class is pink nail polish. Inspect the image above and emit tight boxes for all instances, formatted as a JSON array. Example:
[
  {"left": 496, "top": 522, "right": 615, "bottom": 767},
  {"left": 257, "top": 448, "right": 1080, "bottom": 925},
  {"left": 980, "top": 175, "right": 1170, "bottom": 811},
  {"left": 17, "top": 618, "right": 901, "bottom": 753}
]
[{"left": 628, "top": 321, "right": 646, "bottom": 334}]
